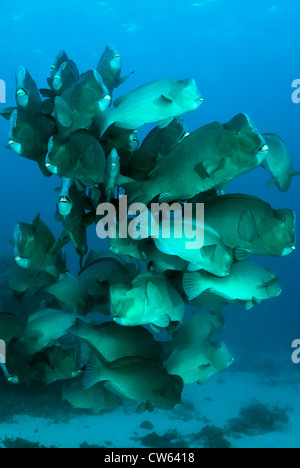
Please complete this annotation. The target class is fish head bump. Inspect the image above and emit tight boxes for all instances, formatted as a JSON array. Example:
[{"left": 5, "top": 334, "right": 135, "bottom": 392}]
[
  {"left": 223, "top": 113, "right": 268, "bottom": 167},
  {"left": 261, "top": 209, "right": 296, "bottom": 256},
  {"left": 45, "top": 135, "right": 70, "bottom": 175},
  {"left": 178, "top": 78, "right": 204, "bottom": 111},
  {"left": 110, "top": 283, "right": 137, "bottom": 325}
]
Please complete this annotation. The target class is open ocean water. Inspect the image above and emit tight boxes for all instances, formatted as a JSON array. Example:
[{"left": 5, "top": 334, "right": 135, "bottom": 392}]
[{"left": 0, "top": 0, "right": 299, "bottom": 450}]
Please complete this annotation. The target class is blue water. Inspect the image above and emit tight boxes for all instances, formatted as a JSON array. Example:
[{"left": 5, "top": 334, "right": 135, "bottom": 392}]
[{"left": 0, "top": 0, "right": 299, "bottom": 448}]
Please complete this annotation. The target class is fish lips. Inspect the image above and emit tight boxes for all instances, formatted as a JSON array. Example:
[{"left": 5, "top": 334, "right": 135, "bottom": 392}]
[
  {"left": 7, "top": 139, "right": 22, "bottom": 155},
  {"left": 45, "top": 139, "right": 59, "bottom": 174},
  {"left": 98, "top": 95, "right": 112, "bottom": 112},
  {"left": 58, "top": 196, "right": 73, "bottom": 216},
  {"left": 15, "top": 255, "right": 30, "bottom": 269},
  {"left": 112, "top": 316, "right": 127, "bottom": 326},
  {"left": 282, "top": 245, "right": 296, "bottom": 256},
  {"left": 194, "top": 98, "right": 204, "bottom": 110},
  {"left": 53, "top": 76, "right": 63, "bottom": 91},
  {"left": 16, "top": 88, "right": 29, "bottom": 108},
  {"left": 45, "top": 154, "right": 59, "bottom": 174}
]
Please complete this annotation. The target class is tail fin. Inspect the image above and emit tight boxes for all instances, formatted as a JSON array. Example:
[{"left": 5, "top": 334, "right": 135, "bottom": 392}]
[
  {"left": 93, "top": 112, "right": 112, "bottom": 138},
  {"left": 83, "top": 353, "right": 108, "bottom": 389},
  {"left": 183, "top": 271, "right": 208, "bottom": 301}
]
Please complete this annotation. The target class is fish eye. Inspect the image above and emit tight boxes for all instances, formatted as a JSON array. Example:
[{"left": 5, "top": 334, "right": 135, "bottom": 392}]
[{"left": 50, "top": 65, "right": 56, "bottom": 71}]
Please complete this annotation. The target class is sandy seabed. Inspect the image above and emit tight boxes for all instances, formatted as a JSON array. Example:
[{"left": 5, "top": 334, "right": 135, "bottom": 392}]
[{"left": 0, "top": 366, "right": 299, "bottom": 449}]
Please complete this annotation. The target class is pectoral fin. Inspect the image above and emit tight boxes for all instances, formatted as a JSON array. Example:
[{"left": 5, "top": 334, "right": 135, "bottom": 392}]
[
  {"left": 146, "top": 281, "right": 164, "bottom": 309},
  {"left": 201, "top": 244, "right": 217, "bottom": 260},
  {"left": 155, "top": 95, "right": 174, "bottom": 107},
  {"left": 202, "top": 158, "right": 225, "bottom": 176},
  {"left": 234, "top": 247, "right": 252, "bottom": 261},
  {"left": 118, "top": 71, "right": 134, "bottom": 87},
  {"left": 238, "top": 210, "right": 258, "bottom": 243},
  {"left": 152, "top": 314, "right": 170, "bottom": 329},
  {"left": 194, "top": 162, "right": 210, "bottom": 179},
  {"left": 55, "top": 97, "right": 73, "bottom": 128}
]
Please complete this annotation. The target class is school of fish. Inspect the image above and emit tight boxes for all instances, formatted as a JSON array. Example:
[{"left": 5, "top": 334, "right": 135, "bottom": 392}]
[{"left": 0, "top": 44, "right": 297, "bottom": 414}]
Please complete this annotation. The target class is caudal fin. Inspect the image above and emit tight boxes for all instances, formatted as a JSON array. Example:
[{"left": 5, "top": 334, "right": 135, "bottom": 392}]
[
  {"left": 183, "top": 271, "right": 208, "bottom": 301},
  {"left": 93, "top": 112, "right": 112, "bottom": 138},
  {"left": 83, "top": 353, "right": 108, "bottom": 389}
]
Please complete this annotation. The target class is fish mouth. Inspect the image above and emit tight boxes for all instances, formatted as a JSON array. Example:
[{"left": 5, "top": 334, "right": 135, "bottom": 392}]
[
  {"left": 58, "top": 196, "right": 72, "bottom": 216},
  {"left": 282, "top": 244, "right": 296, "bottom": 256},
  {"left": 53, "top": 76, "right": 62, "bottom": 91},
  {"left": 256, "top": 143, "right": 269, "bottom": 164},
  {"left": 8, "top": 140, "right": 22, "bottom": 155},
  {"left": 129, "top": 131, "right": 138, "bottom": 143},
  {"left": 194, "top": 97, "right": 204, "bottom": 109},
  {"left": 259, "top": 144, "right": 269, "bottom": 153},
  {"left": 113, "top": 315, "right": 126, "bottom": 326},
  {"left": 179, "top": 131, "right": 190, "bottom": 143},
  {"left": 45, "top": 160, "right": 58, "bottom": 174},
  {"left": 15, "top": 256, "right": 29, "bottom": 269},
  {"left": 45, "top": 149, "right": 58, "bottom": 174},
  {"left": 16, "top": 88, "right": 27, "bottom": 97},
  {"left": 98, "top": 95, "right": 112, "bottom": 112},
  {"left": 59, "top": 196, "right": 71, "bottom": 204}
]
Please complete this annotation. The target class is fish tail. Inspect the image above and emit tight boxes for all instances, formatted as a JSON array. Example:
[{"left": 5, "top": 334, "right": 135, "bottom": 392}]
[
  {"left": 183, "top": 271, "right": 207, "bottom": 301},
  {"left": 93, "top": 112, "right": 112, "bottom": 138},
  {"left": 83, "top": 352, "right": 108, "bottom": 389}
]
